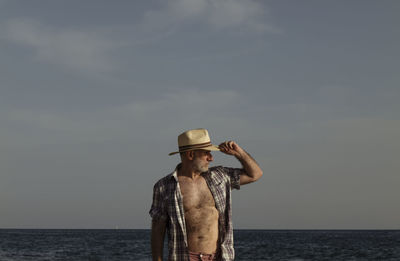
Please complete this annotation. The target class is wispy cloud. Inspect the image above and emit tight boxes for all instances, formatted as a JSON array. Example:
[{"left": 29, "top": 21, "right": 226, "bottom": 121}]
[
  {"left": 119, "top": 88, "right": 239, "bottom": 116},
  {"left": 1, "top": 88, "right": 241, "bottom": 145},
  {"left": 141, "top": 0, "right": 278, "bottom": 33},
  {"left": 0, "top": 1, "right": 278, "bottom": 75},
  {"left": 1, "top": 18, "right": 117, "bottom": 74}
]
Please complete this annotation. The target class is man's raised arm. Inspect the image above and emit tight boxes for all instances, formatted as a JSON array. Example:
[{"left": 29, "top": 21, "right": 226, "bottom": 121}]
[{"left": 219, "top": 141, "right": 263, "bottom": 185}]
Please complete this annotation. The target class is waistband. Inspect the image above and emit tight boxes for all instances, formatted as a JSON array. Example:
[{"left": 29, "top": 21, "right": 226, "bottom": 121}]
[{"left": 188, "top": 250, "right": 218, "bottom": 259}]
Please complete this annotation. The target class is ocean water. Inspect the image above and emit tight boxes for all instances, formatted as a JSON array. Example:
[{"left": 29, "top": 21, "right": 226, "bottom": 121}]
[{"left": 0, "top": 229, "right": 399, "bottom": 260}]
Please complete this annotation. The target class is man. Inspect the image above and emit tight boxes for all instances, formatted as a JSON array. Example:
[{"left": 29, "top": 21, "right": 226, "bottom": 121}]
[{"left": 150, "top": 128, "right": 263, "bottom": 261}]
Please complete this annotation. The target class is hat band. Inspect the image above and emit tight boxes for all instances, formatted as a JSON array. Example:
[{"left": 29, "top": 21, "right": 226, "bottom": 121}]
[{"left": 178, "top": 141, "right": 212, "bottom": 152}]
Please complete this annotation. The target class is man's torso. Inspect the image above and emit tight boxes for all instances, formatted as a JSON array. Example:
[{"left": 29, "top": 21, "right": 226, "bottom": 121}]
[{"left": 178, "top": 175, "right": 219, "bottom": 254}]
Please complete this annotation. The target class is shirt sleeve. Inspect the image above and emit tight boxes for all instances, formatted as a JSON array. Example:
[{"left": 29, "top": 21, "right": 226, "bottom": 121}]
[
  {"left": 222, "top": 167, "right": 243, "bottom": 190},
  {"left": 149, "top": 183, "right": 167, "bottom": 221}
]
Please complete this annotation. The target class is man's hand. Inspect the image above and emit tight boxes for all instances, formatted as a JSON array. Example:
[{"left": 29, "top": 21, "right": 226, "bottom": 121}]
[{"left": 218, "top": 141, "right": 244, "bottom": 158}]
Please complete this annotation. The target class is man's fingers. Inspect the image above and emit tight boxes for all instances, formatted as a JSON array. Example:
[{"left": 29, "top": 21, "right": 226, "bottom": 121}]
[{"left": 219, "top": 141, "right": 236, "bottom": 152}]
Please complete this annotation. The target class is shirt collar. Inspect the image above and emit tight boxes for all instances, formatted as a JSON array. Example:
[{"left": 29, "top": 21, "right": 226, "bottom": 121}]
[{"left": 171, "top": 163, "right": 181, "bottom": 182}]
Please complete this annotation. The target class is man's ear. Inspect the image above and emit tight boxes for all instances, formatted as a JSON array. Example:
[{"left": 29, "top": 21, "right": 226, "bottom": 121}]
[{"left": 187, "top": 150, "right": 195, "bottom": 160}]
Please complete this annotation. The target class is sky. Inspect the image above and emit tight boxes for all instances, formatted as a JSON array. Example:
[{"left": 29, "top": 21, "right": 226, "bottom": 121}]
[{"left": 1, "top": 0, "right": 399, "bottom": 229}]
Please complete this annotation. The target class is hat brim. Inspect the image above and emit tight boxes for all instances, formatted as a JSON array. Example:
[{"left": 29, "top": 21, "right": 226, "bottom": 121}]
[{"left": 169, "top": 144, "right": 220, "bottom": 156}]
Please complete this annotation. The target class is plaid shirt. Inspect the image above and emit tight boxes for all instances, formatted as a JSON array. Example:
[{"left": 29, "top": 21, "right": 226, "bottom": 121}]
[{"left": 149, "top": 164, "right": 242, "bottom": 261}]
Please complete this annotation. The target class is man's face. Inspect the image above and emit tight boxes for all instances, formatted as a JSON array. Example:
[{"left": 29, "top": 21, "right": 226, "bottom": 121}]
[{"left": 192, "top": 150, "right": 213, "bottom": 173}]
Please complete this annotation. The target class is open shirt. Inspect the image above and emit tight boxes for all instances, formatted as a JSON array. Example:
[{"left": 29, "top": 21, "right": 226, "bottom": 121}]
[{"left": 149, "top": 164, "right": 242, "bottom": 261}]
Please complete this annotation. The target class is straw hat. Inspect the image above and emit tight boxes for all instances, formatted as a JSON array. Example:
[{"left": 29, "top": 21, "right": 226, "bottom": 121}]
[{"left": 169, "top": 128, "right": 220, "bottom": 155}]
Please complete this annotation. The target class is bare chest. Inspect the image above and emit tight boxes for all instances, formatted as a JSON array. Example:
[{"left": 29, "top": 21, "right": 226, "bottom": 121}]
[{"left": 178, "top": 176, "right": 216, "bottom": 211}]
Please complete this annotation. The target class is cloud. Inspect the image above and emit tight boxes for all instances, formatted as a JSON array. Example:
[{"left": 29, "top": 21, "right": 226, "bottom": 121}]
[
  {"left": 1, "top": 88, "right": 241, "bottom": 145},
  {"left": 1, "top": 18, "right": 117, "bottom": 74},
  {"left": 141, "top": 0, "right": 277, "bottom": 33},
  {"left": 0, "top": 1, "right": 277, "bottom": 75},
  {"left": 118, "top": 88, "right": 239, "bottom": 116}
]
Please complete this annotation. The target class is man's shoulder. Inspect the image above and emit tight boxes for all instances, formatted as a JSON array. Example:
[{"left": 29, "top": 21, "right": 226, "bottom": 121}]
[
  {"left": 209, "top": 165, "right": 243, "bottom": 180},
  {"left": 209, "top": 165, "right": 230, "bottom": 174},
  {"left": 153, "top": 172, "right": 175, "bottom": 189},
  {"left": 208, "top": 165, "right": 231, "bottom": 182}
]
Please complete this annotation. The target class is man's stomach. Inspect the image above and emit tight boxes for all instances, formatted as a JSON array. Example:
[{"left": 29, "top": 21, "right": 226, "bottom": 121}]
[{"left": 185, "top": 206, "right": 219, "bottom": 254}]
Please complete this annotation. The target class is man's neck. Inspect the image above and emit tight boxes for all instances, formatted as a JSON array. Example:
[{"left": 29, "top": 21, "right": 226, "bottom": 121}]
[{"left": 177, "top": 163, "right": 202, "bottom": 180}]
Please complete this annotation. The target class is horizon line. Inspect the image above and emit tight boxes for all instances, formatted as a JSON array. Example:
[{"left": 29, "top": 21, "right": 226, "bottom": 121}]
[{"left": 1, "top": 228, "right": 399, "bottom": 230}]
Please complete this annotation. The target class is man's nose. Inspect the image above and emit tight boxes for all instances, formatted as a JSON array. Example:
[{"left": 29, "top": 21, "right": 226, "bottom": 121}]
[{"left": 207, "top": 153, "right": 213, "bottom": 161}]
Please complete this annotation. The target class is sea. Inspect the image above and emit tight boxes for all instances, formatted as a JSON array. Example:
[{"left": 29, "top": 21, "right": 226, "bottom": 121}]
[{"left": 0, "top": 229, "right": 399, "bottom": 261}]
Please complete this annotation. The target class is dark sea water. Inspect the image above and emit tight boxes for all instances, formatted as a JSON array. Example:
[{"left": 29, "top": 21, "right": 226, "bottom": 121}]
[{"left": 0, "top": 229, "right": 399, "bottom": 260}]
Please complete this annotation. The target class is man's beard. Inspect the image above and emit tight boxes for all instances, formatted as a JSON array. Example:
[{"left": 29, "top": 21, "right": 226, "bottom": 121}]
[{"left": 193, "top": 157, "right": 209, "bottom": 173}]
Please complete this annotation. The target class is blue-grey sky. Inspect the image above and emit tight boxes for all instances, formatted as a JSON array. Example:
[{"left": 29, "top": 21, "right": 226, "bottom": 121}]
[{"left": 1, "top": 0, "right": 399, "bottom": 229}]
